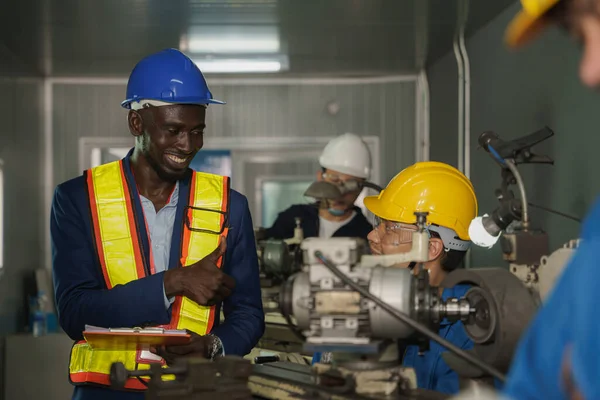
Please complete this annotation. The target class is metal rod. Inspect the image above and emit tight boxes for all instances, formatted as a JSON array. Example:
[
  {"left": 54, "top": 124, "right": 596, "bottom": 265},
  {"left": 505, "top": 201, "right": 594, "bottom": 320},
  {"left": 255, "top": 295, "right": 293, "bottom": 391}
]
[
  {"left": 418, "top": 70, "right": 431, "bottom": 162},
  {"left": 458, "top": 0, "right": 471, "bottom": 179},
  {"left": 453, "top": 33, "right": 464, "bottom": 173}
]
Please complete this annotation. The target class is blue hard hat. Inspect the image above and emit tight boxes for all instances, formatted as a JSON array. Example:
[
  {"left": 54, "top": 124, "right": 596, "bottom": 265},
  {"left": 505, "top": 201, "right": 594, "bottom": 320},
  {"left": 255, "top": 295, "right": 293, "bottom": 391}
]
[{"left": 121, "top": 48, "right": 225, "bottom": 109}]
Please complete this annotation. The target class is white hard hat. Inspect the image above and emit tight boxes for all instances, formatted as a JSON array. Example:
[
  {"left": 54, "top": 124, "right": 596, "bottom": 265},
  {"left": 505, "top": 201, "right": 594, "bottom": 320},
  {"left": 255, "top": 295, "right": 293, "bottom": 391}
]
[{"left": 319, "top": 133, "right": 372, "bottom": 179}]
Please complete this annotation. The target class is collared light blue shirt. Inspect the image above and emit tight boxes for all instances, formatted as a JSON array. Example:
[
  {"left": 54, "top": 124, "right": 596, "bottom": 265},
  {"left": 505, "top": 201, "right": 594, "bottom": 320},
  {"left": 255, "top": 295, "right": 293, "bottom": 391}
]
[{"left": 139, "top": 182, "right": 179, "bottom": 310}]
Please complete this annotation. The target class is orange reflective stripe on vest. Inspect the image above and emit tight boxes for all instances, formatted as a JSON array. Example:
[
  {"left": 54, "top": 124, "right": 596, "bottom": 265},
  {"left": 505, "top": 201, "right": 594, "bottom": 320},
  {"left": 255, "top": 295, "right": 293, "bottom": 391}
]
[
  {"left": 86, "top": 160, "right": 146, "bottom": 287},
  {"left": 170, "top": 171, "right": 229, "bottom": 334},
  {"left": 69, "top": 160, "right": 230, "bottom": 390}
]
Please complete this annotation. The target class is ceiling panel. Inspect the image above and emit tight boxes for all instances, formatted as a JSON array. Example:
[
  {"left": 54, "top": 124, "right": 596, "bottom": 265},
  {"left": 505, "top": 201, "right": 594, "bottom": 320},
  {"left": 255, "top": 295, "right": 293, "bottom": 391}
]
[{"left": 0, "top": 0, "right": 517, "bottom": 77}]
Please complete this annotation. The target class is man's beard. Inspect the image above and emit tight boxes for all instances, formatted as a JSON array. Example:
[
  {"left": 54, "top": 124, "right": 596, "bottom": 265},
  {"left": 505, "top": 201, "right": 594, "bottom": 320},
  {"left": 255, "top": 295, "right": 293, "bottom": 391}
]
[
  {"left": 139, "top": 134, "right": 188, "bottom": 182},
  {"left": 147, "top": 153, "right": 190, "bottom": 182}
]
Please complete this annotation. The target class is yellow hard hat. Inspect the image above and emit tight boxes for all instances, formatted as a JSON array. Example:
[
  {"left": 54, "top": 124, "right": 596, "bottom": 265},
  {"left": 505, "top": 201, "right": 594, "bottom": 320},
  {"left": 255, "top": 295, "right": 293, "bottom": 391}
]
[
  {"left": 505, "top": 0, "right": 562, "bottom": 48},
  {"left": 363, "top": 162, "right": 478, "bottom": 241}
]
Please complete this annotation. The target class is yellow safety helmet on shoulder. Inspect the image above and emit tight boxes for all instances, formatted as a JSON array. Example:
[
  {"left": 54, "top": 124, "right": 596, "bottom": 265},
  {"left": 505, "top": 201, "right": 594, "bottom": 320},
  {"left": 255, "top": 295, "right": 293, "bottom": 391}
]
[{"left": 363, "top": 162, "right": 477, "bottom": 241}]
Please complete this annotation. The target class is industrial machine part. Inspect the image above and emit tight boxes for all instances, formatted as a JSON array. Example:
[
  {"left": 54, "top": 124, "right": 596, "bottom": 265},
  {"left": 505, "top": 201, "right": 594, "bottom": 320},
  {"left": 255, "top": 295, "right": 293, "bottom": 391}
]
[
  {"left": 280, "top": 239, "right": 470, "bottom": 349},
  {"left": 256, "top": 218, "right": 303, "bottom": 289},
  {"left": 110, "top": 357, "right": 449, "bottom": 400},
  {"left": 254, "top": 218, "right": 308, "bottom": 359},
  {"left": 284, "top": 217, "right": 304, "bottom": 246},
  {"left": 257, "top": 239, "right": 296, "bottom": 288},
  {"left": 439, "top": 268, "right": 538, "bottom": 378},
  {"left": 537, "top": 239, "right": 581, "bottom": 301},
  {"left": 110, "top": 356, "right": 253, "bottom": 399},
  {"left": 250, "top": 361, "right": 449, "bottom": 400},
  {"left": 469, "top": 127, "right": 554, "bottom": 254},
  {"left": 311, "top": 361, "right": 418, "bottom": 396},
  {"left": 469, "top": 128, "right": 581, "bottom": 300},
  {"left": 279, "top": 212, "right": 430, "bottom": 348},
  {"left": 279, "top": 212, "right": 521, "bottom": 383}
]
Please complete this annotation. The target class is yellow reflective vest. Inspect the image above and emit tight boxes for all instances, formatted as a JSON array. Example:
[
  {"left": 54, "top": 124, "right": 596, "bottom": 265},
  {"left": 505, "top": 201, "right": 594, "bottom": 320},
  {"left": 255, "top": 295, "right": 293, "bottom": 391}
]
[{"left": 68, "top": 160, "right": 230, "bottom": 390}]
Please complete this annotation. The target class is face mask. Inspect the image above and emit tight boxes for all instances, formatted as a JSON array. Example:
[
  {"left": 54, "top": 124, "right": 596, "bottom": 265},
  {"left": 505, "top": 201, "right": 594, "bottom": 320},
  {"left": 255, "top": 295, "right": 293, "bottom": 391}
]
[{"left": 328, "top": 208, "right": 346, "bottom": 217}]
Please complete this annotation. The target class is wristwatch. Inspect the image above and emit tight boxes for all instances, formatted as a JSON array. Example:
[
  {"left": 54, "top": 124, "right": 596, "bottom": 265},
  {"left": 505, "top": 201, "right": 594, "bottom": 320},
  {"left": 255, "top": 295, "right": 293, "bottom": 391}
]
[{"left": 206, "top": 333, "right": 224, "bottom": 360}]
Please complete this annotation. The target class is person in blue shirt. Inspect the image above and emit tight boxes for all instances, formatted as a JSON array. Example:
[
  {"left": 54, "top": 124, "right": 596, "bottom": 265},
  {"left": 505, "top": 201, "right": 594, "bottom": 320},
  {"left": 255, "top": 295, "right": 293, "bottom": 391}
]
[
  {"left": 314, "top": 161, "right": 479, "bottom": 394},
  {"left": 51, "top": 49, "right": 264, "bottom": 400},
  {"left": 501, "top": 2, "right": 600, "bottom": 399},
  {"left": 362, "top": 162, "right": 479, "bottom": 394}
]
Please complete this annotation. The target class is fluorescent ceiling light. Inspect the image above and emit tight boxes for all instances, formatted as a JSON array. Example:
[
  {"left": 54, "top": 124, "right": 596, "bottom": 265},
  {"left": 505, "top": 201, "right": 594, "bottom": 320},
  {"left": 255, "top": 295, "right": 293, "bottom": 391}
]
[
  {"left": 186, "top": 25, "right": 280, "bottom": 54},
  {"left": 193, "top": 56, "right": 288, "bottom": 73}
]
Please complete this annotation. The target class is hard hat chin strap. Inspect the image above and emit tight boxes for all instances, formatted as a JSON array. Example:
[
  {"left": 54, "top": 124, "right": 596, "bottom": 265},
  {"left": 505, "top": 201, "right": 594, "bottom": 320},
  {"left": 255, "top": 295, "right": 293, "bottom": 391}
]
[{"left": 427, "top": 224, "right": 471, "bottom": 252}]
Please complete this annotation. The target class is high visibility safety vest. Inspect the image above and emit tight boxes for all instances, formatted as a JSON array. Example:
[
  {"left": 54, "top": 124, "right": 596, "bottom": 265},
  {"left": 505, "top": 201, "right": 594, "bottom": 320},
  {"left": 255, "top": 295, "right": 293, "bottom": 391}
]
[{"left": 68, "top": 160, "right": 230, "bottom": 390}]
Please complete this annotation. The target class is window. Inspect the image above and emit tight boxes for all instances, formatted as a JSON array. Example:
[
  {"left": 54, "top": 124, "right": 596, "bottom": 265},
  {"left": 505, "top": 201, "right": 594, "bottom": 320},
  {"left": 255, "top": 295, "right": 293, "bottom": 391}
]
[
  {"left": 189, "top": 150, "right": 232, "bottom": 176},
  {"left": 90, "top": 147, "right": 130, "bottom": 168},
  {"left": 261, "top": 180, "right": 314, "bottom": 228}
]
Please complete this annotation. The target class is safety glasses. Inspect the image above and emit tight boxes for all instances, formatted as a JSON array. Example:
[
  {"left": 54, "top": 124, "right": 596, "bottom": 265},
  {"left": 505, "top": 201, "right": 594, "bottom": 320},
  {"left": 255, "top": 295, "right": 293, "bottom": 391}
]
[
  {"left": 321, "top": 173, "right": 363, "bottom": 194},
  {"left": 372, "top": 216, "right": 426, "bottom": 247}
]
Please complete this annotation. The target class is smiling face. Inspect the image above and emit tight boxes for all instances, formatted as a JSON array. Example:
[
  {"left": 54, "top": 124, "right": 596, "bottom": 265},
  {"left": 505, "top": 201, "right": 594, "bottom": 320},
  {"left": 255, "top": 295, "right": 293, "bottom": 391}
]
[{"left": 129, "top": 104, "right": 206, "bottom": 182}]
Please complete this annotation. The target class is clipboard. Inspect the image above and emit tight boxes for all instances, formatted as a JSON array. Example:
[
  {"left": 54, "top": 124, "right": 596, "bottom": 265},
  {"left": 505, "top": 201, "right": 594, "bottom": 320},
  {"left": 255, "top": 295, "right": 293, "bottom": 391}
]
[{"left": 83, "top": 325, "right": 192, "bottom": 351}]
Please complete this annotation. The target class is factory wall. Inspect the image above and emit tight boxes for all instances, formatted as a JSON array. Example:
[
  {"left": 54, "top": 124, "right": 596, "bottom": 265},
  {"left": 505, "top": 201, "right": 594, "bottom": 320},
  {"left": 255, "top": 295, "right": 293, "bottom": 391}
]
[
  {"left": 0, "top": 44, "right": 44, "bottom": 335},
  {"left": 51, "top": 79, "right": 417, "bottom": 191},
  {"left": 428, "top": 2, "right": 595, "bottom": 268}
]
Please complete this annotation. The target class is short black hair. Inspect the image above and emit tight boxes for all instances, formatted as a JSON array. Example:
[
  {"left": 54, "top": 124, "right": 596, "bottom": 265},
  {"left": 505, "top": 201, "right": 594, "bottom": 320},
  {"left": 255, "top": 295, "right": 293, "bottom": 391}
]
[{"left": 429, "top": 230, "right": 467, "bottom": 272}]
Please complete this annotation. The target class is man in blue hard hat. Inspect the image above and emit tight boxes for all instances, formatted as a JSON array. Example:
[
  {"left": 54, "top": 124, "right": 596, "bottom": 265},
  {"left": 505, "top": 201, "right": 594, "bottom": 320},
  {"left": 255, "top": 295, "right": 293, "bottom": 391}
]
[
  {"left": 51, "top": 48, "right": 264, "bottom": 399},
  {"left": 498, "top": 1, "right": 600, "bottom": 399}
]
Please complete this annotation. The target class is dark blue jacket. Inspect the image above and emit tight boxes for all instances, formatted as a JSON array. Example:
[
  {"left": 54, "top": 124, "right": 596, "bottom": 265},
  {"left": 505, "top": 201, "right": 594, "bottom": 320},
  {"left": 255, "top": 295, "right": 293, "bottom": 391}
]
[
  {"left": 51, "top": 154, "right": 264, "bottom": 400},
  {"left": 402, "top": 284, "right": 473, "bottom": 394},
  {"left": 264, "top": 203, "right": 373, "bottom": 240}
]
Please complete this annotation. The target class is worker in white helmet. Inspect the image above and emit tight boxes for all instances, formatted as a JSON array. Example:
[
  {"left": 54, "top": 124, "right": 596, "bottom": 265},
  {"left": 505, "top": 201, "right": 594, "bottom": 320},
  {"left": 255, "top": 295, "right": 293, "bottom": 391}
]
[{"left": 264, "top": 133, "right": 373, "bottom": 241}]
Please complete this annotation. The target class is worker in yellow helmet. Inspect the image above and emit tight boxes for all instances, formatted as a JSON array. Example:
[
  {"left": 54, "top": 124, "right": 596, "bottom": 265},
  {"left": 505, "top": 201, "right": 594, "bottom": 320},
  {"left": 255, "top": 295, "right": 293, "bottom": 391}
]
[
  {"left": 363, "top": 161, "right": 478, "bottom": 394},
  {"left": 502, "top": 1, "right": 600, "bottom": 399}
]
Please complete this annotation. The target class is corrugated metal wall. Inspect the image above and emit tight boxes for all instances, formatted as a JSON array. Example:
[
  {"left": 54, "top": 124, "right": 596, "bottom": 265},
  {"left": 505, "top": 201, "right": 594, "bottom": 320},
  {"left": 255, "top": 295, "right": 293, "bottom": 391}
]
[
  {"left": 0, "top": 46, "right": 43, "bottom": 334},
  {"left": 51, "top": 80, "right": 417, "bottom": 188}
]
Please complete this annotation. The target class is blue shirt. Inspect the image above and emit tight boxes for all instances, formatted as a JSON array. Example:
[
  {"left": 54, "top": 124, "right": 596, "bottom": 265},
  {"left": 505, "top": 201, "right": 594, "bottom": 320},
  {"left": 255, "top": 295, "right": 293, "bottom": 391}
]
[
  {"left": 503, "top": 197, "right": 600, "bottom": 399},
  {"left": 402, "top": 284, "right": 473, "bottom": 394},
  {"left": 139, "top": 182, "right": 178, "bottom": 309}
]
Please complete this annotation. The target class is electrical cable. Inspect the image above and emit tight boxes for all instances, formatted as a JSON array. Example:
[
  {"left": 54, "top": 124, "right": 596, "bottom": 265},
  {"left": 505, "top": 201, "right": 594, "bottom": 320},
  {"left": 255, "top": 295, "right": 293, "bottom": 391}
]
[
  {"left": 488, "top": 144, "right": 529, "bottom": 229},
  {"left": 314, "top": 251, "right": 506, "bottom": 383},
  {"left": 527, "top": 202, "right": 582, "bottom": 223},
  {"left": 503, "top": 159, "right": 529, "bottom": 228},
  {"left": 362, "top": 181, "right": 384, "bottom": 192},
  {"left": 486, "top": 144, "right": 580, "bottom": 225}
]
